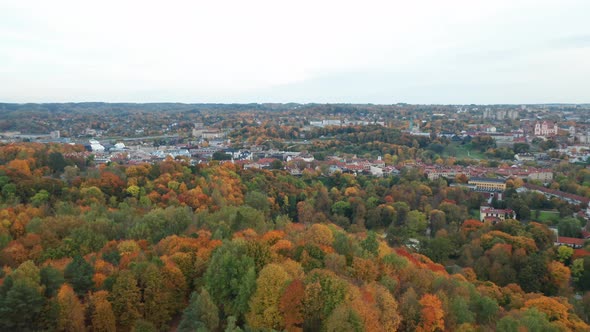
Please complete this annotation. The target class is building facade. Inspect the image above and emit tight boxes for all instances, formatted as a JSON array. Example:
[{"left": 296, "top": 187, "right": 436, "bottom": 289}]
[
  {"left": 480, "top": 206, "right": 516, "bottom": 223},
  {"left": 468, "top": 178, "right": 506, "bottom": 191},
  {"left": 534, "top": 121, "right": 558, "bottom": 136}
]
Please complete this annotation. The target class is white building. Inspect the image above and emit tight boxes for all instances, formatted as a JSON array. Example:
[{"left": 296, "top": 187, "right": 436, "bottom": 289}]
[
  {"left": 89, "top": 139, "right": 105, "bottom": 152},
  {"left": 534, "top": 121, "right": 558, "bottom": 136}
]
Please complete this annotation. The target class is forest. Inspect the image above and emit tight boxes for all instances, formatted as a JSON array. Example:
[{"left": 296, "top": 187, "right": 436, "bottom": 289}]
[{"left": 0, "top": 142, "right": 589, "bottom": 331}]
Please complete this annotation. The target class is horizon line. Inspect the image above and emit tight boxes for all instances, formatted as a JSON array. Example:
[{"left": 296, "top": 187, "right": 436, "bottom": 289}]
[{"left": 1, "top": 101, "right": 589, "bottom": 106}]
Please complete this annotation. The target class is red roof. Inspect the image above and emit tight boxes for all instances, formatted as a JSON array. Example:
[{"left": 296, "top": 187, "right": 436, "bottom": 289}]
[
  {"left": 574, "top": 249, "right": 590, "bottom": 259},
  {"left": 557, "top": 237, "right": 586, "bottom": 246},
  {"left": 524, "top": 183, "right": 590, "bottom": 205},
  {"left": 581, "top": 230, "right": 590, "bottom": 239}
]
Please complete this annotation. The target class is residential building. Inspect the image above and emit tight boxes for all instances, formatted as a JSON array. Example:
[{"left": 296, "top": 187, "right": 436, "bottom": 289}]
[
  {"left": 468, "top": 177, "right": 506, "bottom": 191},
  {"left": 480, "top": 206, "right": 516, "bottom": 223},
  {"left": 555, "top": 236, "right": 586, "bottom": 249},
  {"left": 534, "top": 121, "right": 558, "bottom": 136}
]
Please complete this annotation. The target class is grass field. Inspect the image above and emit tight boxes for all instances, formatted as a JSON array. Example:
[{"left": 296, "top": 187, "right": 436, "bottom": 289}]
[
  {"left": 443, "top": 142, "right": 486, "bottom": 160},
  {"left": 531, "top": 210, "right": 560, "bottom": 223}
]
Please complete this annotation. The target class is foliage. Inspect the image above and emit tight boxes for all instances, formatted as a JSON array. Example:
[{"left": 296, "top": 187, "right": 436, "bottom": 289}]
[{"left": 0, "top": 144, "right": 587, "bottom": 330}]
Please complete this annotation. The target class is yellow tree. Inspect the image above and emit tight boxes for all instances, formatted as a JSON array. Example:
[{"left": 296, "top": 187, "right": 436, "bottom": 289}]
[
  {"left": 547, "top": 261, "right": 571, "bottom": 295},
  {"left": 56, "top": 284, "right": 86, "bottom": 332},
  {"left": 142, "top": 265, "right": 171, "bottom": 329},
  {"left": 306, "top": 224, "right": 334, "bottom": 247},
  {"left": 110, "top": 270, "right": 141, "bottom": 331},
  {"left": 246, "top": 263, "right": 291, "bottom": 330},
  {"left": 523, "top": 296, "right": 569, "bottom": 322},
  {"left": 89, "top": 291, "right": 116, "bottom": 332},
  {"left": 372, "top": 284, "right": 402, "bottom": 331}
]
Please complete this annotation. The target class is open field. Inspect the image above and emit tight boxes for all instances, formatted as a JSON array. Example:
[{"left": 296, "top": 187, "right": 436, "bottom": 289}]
[
  {"left": 443, "top": 142, "right": 486, "bottom": 160},
  {"left": 531, "top": 210, "right": 560, "bottom": 223}
]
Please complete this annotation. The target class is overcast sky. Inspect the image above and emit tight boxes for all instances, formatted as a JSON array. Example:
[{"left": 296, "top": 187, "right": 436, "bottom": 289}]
[{"left": 1, "top": 0, "right": 589, "bottom": 104}]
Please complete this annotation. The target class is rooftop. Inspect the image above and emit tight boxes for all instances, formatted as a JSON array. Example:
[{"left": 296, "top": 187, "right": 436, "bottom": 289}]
[
  {"left": 556, "top": 237, "right": 586, "bottom": 246},
  {"left": 469, "top": 177, "right": 506, "bottom": 183}
]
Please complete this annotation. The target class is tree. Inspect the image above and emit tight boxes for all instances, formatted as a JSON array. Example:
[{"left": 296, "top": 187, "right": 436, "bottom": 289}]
[
  {"left": 556, "top": 245, "right": 574, "bottom": 263},
  {"left": 513, "top": 143, "right": 530, "bottom": 154},
  {"left": 399, "top": 287, "right": 421, "bottom": 331},
  {"left": 527, "top": 222, "right": 555, "bottom": 250},
  {"left": 244, "top": 191, "right": 270, "bottom": 214},
  {"left": 31, "top": 189, "right": 50, "bottom": 207},
  {"left": 331, "top": 201, "right": 352, "bottom": 218},
  {"left": 302, "top": 270, "right": 348, "bottom": 329},
  {"left": 64, "top": 255, "right": 95, "bottom": 296},
  {"left": 142, "top": 265, "right": 171, "bottom": 329},
  {"left": 246, "top": 264, "right": 291, "bottom": 330},
  {"left": 422, "top": 236, "right": 453, "bottom": 264},
  {"left": 0, "top": 278, "right": 45, "bottom": 330},
  {"left": 89, "top": 291, "right": 116, "bottom": 332},
  {"left": 161, "top": 262, "right": 188, "bottom": 316},
  {"left": 449, "top": 297, "right": 475, "bottom": 327},
  {"left": 406, "top": 210, "right": 427, "bottom": 237},
  {"left": 360, "top": 231, "right": 379, "bottom": 256},
  {"left": 204, "top": 240, "right": 256, "bottom": 319},
  {"left": 547, "top": 261, "right": 571, "bottom": 295},
  {"left": 429, "top": 209, "right": 446, "bottom": 235},
  {"left": 524, "top": 296, "right": 569, "bottom": 323},
  {"left": 519, "top": 308, "right": 560, "bottom": 332},
  {"left": 270, "top": 159, "right": 283, "bottom": 169},
  {"left": 279, "top": 279, "right": 305, "bottom": 332},
  {"left": 178, "top": 289, "right": 219, "bottom": 332},
  {"left": 558, "top": 217, "right": 582, "bottom": 237},
  {"left": 56, "top": 284, "right": 85, "bottom": 332},
  {"left": 132, "top": 319, "right": 156, "bottom": 332},
  {"left": 472, "top": 295, "right": 499, "bottom": 325},
  {"left": 212, "top": 151, "right": 231, "bottom": 161},
  {"left": 40, "top": 265, "right": 65, "bottom": 298},
  {"left": 48, "top": 152, "right": 67, "bottom": 174},
  {"left": 224, "top": 316, "right": 243, "bottom": 332},
  {"left": 373, "top": 284, "right": 402, "bottom": 331},
  {"left": 297, "top": 201, "right": 314, "bottom": 224},
  {"left": 518, "top": 253, "right": 549, "bottom": 293},
  {"left": 351, "top": 257, "right": 379, "bottom": 282},
  {"left": 325, "top": 304, "right": 363, "bottom": 332},
  {"left": 471, "top": 135, "right": 496, "bottom": 152},
  {"left": 306, "top": 223, "right": 334, "bottom": 248},
  {"left": 110, "top": 270, "right": 141, "bottom": 330},
  {"left": 417, "top": 293, "right": 444, "bottom": 332}
]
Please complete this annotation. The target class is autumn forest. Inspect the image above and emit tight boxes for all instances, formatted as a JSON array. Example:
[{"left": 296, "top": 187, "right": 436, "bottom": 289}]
[{"left": 1, "top": 119, "right": 590, "bottom": 331}]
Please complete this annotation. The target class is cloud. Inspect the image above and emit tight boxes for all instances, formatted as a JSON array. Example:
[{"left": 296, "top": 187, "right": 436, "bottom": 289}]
[{"left": 0, "top": 0, "right": 589, "bottom": 103}]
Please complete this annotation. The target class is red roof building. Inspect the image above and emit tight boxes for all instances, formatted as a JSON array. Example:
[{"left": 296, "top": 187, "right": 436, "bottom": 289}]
[{"left": 555, "top": 236, "right": 586, "bottom": 249}]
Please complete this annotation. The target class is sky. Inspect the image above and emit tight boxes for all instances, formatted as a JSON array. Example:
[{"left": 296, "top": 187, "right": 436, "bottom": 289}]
[{"left": 1, "top": 0, "right": 589, "bottom": 104}]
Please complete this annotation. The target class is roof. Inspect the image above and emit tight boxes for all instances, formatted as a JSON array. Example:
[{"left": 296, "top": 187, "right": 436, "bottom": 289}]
[
  {"left": 574, "top": 249, "right": 590, "bottom": 258},
  {"left": 523, "top": 183, "right": 590, "bottom": 205},
  {"left": 469, "top": 177, "right": 506, "bottom": 184},
  {"left": 556, "top": 237, "right": 586, "bottom": 246},
  {"left": 480, "top": 206, "right": 514, "bottom": 214}
]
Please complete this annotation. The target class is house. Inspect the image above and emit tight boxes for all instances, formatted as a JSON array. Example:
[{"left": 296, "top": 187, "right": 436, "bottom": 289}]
[
  {"left": 515, "top": 153, "right": 535, "bottom": 162},
  {"left": 469, "top": 177, "right": 506, "bottom": 191},
  {"left": 534, "top": 121, "right": 558, "bottom": 137},
  {"left": 555, "top": 236, "right": 586, "bottom": 249},
  {"left": 480, "top": 206, "right": 516, "bottom": 223},
  {"left": 88, "top": 139, "right": 105, "bottom": 152},
  {"left": 522, "top": 183, "right": 590, "bottom": 206},
  {"left": 369, "top": 166, "right": 384, "bottom": 177}
]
